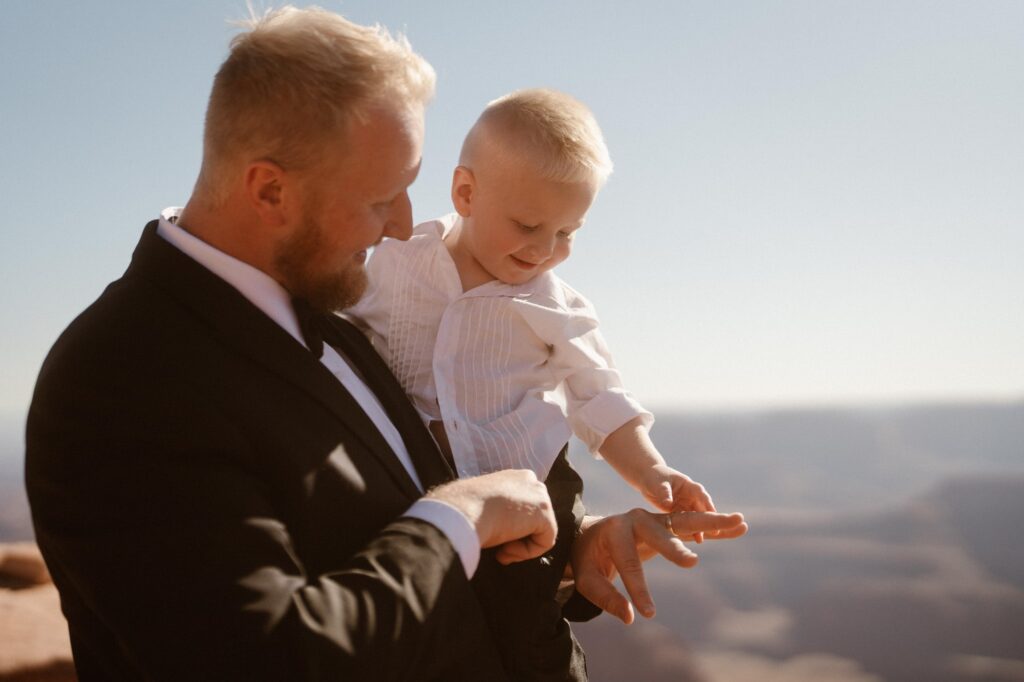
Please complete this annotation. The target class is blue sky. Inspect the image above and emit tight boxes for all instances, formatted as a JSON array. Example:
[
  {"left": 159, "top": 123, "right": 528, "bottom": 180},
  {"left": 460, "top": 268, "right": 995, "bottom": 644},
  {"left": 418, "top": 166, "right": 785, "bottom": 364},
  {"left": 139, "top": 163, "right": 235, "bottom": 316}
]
[{"left": 2, "top": 1, "right": 1022, "bottom": 416}]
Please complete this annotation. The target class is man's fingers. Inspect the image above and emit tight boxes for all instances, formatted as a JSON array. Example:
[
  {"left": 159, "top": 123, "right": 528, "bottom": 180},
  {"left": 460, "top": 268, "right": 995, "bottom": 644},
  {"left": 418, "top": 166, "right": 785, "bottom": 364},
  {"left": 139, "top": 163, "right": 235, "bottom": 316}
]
[
  {"left": 670, "top": 511, "right": 747, "bottom": 541},
  {"left": 499, "top": 513, "right": 558, "bottom": 564},
  {"left": 575, "top": 571, "right": 635, "bottom": 625},
  {"left": 643, "top": 513, "right": 701, "bottom": 567},
  {"left": 706, "top": 522, "right": 749, "bottom": 540},
  {"left": 434, "top": 470, "right": 558, "bottom": 555},
  {"left": 571, "top": 509, "right": 748, "bottom": 627},
  {"left": 495, "top": 539, "right": 527, "bottom": 565},
  {"left": 495, "top": 531, "right": 554, "bottom": 565},
  {"left": 534, "top": 513, "right": 557, "bottom": 552},
  {"left": 608, "top": 513, "right": 660, "bottom": 618},
  {"left": 570, "top": 516, "right": 637, "bottom": 624}
]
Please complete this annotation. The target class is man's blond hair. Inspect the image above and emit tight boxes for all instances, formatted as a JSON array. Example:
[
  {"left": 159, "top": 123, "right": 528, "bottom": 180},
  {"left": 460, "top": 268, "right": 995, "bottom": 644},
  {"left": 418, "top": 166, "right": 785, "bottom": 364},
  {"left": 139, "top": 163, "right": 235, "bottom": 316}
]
[
  {"left": 461, "top": 88, "right": 612, "bottom": 186},
  {"left": 195, "top": 5, "right": 435, "bottom": 206}
]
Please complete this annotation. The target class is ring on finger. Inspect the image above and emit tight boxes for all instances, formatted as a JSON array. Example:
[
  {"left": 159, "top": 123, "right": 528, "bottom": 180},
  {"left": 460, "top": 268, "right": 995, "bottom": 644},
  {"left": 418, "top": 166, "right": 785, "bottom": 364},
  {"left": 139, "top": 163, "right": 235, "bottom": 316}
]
[{"left": 664, "top": 513, "right": 678, "bottom": 537}]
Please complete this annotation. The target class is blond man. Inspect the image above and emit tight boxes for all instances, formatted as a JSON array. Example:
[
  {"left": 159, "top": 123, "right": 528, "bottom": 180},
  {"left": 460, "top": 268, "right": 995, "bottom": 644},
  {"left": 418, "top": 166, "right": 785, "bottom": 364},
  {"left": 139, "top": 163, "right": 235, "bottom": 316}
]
[{"left": 26, "top": 7, "right": 747, "bottom": 681}]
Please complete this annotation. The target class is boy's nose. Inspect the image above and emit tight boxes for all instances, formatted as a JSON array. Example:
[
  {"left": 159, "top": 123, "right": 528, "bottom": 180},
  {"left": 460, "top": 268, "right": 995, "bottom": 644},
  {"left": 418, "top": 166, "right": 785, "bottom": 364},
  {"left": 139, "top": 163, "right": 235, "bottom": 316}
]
[{"left": 525, "top": 236, "right": 555, "bottom": 262}]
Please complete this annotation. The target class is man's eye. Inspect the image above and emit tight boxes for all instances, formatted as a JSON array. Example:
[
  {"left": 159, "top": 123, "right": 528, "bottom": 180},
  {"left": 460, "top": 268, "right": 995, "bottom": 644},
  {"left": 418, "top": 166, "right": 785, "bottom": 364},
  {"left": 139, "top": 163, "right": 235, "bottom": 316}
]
[
  {"left": 516, "top": 222, "right": 538, "bottom": 232},
  {"left": 557, "top": 230, "right": 573, "bottom": 240}
]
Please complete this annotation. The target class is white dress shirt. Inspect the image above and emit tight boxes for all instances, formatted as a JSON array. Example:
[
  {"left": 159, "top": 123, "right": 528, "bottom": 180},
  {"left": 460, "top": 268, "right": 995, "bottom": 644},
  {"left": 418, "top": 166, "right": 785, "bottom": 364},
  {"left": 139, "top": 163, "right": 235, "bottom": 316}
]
[
  {"left": 156, "top": 207, "right": 479, "bottom": 577},
  {"left": 348, "top": 213, "right": 653, "bottom": 480}
]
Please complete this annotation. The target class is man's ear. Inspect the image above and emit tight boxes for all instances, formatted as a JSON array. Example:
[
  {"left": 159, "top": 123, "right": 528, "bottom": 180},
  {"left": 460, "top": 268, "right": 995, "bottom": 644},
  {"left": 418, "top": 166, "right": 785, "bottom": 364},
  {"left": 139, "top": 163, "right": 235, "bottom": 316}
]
[
  {"left": 243, "top": 160, "right": 293, "bottom": 227},
  {"left": 451, "top": 166, "right": 475, "bottom": 217}
]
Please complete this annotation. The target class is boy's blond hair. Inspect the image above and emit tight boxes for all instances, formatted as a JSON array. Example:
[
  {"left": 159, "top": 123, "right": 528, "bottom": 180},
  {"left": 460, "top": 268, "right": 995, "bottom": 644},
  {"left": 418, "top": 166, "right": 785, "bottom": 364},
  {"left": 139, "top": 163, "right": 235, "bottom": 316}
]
[
  {"left": 460, "top": 88, "right": 612, "bottom": 186},
  {"left": 196, "top": 5, "right": 436, "bottom": 206}
]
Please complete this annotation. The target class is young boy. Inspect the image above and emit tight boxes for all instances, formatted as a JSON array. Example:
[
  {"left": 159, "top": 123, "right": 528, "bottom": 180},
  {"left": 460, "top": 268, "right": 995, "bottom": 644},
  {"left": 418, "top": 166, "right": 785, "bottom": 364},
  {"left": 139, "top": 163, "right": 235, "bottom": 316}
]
[
  {"left": 347, "top": 89, "right": 718, "bottom": 679},
  {"left": 349, "top": 88, "right": 714, "bottom": 516}
]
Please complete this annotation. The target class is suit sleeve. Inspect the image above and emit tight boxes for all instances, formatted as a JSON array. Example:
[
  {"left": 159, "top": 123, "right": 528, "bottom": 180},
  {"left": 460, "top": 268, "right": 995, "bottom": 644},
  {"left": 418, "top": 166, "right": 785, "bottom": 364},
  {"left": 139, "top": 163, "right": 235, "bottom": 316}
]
[
  {"left": 542, "top": 446, "right": 603, "bottom": 623},
  {"left": 25, "top": 339, "right": 495, "bottom": 681}
]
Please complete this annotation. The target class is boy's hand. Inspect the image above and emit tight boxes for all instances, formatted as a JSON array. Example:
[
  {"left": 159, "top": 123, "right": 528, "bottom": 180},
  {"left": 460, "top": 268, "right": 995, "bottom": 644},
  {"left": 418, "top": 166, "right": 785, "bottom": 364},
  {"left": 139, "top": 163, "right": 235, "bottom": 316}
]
[{"left": 640, "top": 465, "right": 716, "bottom": 541}]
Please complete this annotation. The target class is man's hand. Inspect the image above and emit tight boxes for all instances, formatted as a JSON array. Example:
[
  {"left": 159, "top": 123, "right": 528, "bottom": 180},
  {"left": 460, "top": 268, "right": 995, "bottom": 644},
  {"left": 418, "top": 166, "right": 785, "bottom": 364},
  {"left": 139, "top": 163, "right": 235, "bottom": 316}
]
[
  {"left": 427, "top": 469, "right": 558, "bottom": 565},
  {"left": 571, "top": 509, "right": 748, "bottom": 624}
]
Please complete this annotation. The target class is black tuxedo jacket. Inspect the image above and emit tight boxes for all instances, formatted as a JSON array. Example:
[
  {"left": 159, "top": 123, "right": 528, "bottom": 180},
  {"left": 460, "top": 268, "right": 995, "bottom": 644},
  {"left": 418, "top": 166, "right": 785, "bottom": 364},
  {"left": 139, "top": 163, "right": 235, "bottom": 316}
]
[{"left": 26, "top": 222, "right": 595, "bottom": 681}]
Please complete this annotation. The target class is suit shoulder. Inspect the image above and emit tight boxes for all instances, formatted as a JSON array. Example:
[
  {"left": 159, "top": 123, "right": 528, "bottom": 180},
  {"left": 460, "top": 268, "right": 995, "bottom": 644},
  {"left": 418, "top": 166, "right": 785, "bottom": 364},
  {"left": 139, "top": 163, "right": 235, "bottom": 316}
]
[{"left": 37, "top": 273, "right": 184, "bottom": 388}]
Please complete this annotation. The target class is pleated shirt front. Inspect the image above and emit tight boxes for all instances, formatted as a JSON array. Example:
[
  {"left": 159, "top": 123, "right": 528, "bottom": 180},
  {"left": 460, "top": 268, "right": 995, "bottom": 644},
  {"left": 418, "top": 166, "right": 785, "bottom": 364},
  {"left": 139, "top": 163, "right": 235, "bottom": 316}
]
[{"left": 347, "top": 214, "right": 652, "bottom": 479}]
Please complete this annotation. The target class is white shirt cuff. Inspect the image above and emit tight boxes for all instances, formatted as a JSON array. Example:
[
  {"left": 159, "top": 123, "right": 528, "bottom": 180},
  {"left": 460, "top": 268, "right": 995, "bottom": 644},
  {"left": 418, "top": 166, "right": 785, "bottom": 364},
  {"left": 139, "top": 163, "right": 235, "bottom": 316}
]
[
  {"left": 403, "top": 498, "right": 481, "bottom": 578},
  {"left": 570, "top": 388, "right": 654, "bottom": 454}
]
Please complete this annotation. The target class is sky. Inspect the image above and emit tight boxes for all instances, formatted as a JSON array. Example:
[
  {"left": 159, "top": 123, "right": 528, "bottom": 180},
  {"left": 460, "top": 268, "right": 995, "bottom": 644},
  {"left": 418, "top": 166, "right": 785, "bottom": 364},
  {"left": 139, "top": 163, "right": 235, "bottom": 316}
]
[{"left": 1, "top": 0, "right": 1022, "bottom": 417}]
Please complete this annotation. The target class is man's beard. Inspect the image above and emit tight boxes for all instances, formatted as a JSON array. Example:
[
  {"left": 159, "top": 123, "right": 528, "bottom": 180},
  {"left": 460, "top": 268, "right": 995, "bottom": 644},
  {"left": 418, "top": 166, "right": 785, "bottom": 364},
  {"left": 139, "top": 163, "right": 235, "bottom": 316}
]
[{"left": 273, "top": 212, "right": 367, "bottom": 314}]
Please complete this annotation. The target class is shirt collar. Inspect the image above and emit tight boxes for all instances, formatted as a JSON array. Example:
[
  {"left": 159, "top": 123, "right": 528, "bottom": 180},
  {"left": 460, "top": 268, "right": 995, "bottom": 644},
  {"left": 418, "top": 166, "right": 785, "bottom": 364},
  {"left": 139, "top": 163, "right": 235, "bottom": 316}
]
[{"left": 156, "top": 207, "right": 306, "bottom": 348}]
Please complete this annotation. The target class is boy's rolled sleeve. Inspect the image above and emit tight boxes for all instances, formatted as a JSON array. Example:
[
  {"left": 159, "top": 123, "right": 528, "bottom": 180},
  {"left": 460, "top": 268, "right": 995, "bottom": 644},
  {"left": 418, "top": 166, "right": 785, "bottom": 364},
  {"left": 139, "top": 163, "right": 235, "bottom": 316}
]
[
  {"left": 567, "top": 388, "right": 654, "bottom": 454},
  {"left": 540, "top": 294, "right": 654, "bottom": 455}
]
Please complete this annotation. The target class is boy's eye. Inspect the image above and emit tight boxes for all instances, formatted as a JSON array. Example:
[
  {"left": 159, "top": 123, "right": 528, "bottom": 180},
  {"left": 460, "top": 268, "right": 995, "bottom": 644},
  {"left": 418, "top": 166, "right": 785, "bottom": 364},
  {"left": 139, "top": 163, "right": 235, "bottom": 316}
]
[
  {"left": 516, "top": 221, "right": 538, "bottom": 233},
  {"left": 557, "top": 230, "right": 574, "bottom": 240}
]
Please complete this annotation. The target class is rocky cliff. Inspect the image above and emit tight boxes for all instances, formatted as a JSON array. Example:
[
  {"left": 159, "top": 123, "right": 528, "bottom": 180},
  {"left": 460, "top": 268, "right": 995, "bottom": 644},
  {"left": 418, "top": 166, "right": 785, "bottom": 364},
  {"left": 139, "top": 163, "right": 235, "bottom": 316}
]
[{"left": 0, "top": 543, "right": 75, "bottom": 682}]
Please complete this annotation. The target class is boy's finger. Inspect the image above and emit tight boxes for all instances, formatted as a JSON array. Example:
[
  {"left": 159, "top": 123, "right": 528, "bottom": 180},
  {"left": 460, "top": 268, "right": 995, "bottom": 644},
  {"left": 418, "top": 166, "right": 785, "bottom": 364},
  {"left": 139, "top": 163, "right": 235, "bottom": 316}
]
[{"left": 656, "top": 482, "right": 673, "bottom": 508}]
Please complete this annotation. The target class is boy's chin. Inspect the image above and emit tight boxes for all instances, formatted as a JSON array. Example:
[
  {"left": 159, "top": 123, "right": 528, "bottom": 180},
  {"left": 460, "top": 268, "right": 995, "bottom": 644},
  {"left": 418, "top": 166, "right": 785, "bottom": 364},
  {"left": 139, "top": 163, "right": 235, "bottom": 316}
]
[{"left": 498, "top": 270, "right": 538, "bottom": 286}]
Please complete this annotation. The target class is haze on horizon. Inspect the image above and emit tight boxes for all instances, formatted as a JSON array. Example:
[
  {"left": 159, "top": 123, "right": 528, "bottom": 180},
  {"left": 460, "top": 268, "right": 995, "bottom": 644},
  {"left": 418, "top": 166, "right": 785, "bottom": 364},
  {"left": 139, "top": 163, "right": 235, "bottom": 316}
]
[{"left": 2, "top": 1, "right": 1022, "bottom": 416}]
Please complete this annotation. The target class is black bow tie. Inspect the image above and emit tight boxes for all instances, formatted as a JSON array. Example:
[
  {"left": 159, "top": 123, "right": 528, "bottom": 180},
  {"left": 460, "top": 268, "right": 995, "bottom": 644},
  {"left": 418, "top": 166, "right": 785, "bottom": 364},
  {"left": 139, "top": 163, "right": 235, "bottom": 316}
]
[{"left": 292, "top": 298, "right": 329, "bottom": 359}]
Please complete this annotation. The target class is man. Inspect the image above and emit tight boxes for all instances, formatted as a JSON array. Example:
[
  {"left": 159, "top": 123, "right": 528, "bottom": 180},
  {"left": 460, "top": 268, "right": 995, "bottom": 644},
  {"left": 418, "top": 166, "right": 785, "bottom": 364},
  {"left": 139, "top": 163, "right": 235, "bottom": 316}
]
[{"left": 26, "top": 7, "right": 746, "bottom": 681}]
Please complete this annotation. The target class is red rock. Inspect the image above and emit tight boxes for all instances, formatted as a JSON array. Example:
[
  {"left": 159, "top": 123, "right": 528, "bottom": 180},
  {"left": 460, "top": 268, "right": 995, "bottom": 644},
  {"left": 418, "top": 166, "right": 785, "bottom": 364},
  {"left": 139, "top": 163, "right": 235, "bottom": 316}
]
[{"left": 0, "top": 543, "right": 75, "bottom": 681}]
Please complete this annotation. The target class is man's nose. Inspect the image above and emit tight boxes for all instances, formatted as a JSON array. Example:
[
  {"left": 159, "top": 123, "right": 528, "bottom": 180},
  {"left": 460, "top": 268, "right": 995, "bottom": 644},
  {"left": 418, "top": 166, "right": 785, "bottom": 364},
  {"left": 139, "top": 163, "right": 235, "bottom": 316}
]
[{"left": 382, "top": 192, "right": 414, "bottom": 241}]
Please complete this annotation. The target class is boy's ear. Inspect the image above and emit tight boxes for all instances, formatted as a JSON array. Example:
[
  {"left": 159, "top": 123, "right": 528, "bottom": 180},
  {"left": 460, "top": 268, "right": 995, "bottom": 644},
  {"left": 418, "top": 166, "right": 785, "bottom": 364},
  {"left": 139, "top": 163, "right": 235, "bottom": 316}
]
[
  {"left": 451, "top": 166, "right": 475, "bottom": 217},
  {"left": 243, "top": 159, "right": 294, "bottom": 228}
]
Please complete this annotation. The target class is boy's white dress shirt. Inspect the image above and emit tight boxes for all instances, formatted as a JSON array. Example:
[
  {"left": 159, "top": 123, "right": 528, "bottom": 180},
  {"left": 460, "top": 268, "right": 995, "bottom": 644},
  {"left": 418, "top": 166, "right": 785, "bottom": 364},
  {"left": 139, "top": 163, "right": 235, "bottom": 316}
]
[{"left": 348, "top": 213, "right": 652, "bottom": 480}]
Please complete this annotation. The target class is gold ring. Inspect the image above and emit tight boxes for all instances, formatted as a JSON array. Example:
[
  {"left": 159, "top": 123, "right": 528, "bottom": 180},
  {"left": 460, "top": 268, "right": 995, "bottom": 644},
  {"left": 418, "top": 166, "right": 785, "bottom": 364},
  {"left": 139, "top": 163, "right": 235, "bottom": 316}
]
[{"left": 664, "top": 513, "right": 678, "bottom": 537}]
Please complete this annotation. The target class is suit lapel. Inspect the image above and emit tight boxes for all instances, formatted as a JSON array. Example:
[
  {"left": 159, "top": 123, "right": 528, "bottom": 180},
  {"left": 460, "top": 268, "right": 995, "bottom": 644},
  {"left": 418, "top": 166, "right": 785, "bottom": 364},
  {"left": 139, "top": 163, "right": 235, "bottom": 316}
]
[
  {"left": 325, "top": 315, "right": 455, "bottom": 490},
  {"left": 127, "top": 222, "right": 423, "bottom": 498}
]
